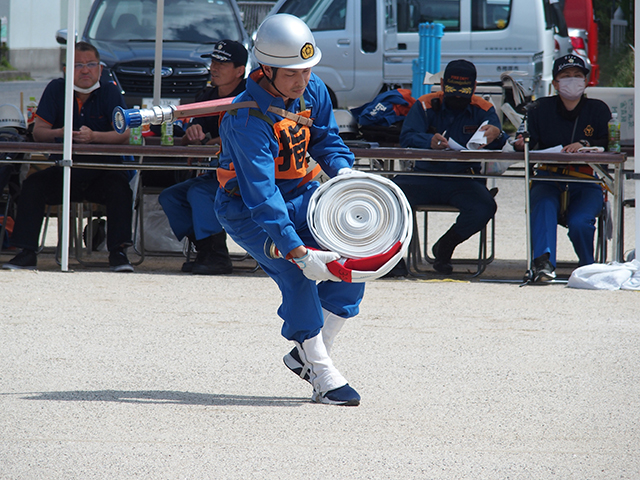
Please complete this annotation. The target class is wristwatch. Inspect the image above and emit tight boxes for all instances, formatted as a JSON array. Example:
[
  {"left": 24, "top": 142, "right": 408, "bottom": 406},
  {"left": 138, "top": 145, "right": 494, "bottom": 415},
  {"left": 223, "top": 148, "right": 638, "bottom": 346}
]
[
  {"left": 578, "top": 139, "right": 590, "bottom": 147},
  {"left": 201, "top": 132, "right": 212, "bottom": 145}
]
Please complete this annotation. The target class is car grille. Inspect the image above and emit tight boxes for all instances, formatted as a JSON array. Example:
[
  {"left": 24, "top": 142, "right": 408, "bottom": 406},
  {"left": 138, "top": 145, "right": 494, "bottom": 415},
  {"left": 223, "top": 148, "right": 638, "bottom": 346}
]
[{"left": 113, "top": 61, "right": 210, "bottom": 98}]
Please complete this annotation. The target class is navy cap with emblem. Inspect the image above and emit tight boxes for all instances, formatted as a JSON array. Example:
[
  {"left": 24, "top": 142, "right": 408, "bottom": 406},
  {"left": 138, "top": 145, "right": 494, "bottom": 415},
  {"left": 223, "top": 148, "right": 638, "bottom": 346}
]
[
  {"left": 552, "top": 54, "right": 590, "bottom": 79},
  {"left": 442, "top": 59, "right": 477, "bottom": 98},
  {"left": 201, "top": 39, "right": 248, "bottom": 65}
]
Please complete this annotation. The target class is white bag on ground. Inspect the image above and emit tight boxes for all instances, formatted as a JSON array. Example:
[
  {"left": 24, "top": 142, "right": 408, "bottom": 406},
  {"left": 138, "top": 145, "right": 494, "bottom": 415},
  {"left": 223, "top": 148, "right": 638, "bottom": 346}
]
[
  {"left": 480, "top": 137, "right": 516, "bottom": 175},
  {"left": 567, "top": 260, "right": 640, "bottom": 291},
  {"left": 135, "top": 194, "right": 184, "bottom": 253}
]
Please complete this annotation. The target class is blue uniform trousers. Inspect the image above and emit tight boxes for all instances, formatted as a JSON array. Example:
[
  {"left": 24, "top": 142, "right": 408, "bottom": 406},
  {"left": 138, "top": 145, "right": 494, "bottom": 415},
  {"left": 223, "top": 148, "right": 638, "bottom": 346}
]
[
  {"left": 393, "top": 175, "right": 496, "bottom": 240},
  {"left": 215, "top": 182, "right": 366, "bottom": 344},
  {"left": 158, "top": 171, "right": 223, "bottom": 241},
  {"left": 530, "top": 175, "right": 603, "bottom": 267}
]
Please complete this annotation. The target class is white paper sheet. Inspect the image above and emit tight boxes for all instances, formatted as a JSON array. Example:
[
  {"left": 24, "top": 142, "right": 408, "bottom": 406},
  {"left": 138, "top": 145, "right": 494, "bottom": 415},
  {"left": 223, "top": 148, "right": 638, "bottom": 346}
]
[
  {"left": 466, "top": 120, "right": 489, "bottom": 150},
  {"left": 536, "top": 145, "right": 564, "bottom": 153},
  {"left": 446, "top": 138, "right": 465, "bottom": 151}
]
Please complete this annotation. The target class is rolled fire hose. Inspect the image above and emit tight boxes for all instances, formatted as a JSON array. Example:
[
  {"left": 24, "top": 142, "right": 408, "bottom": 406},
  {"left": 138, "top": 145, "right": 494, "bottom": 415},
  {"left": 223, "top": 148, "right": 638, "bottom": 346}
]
[{"left": 306, "top": 171, "right": 413, "bottom": 282}]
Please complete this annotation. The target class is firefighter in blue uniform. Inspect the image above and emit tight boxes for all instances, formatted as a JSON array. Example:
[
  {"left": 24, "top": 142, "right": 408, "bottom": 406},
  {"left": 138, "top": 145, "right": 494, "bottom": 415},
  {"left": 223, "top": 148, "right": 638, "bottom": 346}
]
[{"left": 214, "top": 14, "right": 364, "bottom": 406}]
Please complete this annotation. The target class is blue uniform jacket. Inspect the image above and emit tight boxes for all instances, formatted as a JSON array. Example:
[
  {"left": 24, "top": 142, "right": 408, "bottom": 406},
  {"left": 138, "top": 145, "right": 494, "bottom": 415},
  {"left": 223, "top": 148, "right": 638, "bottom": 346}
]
[
  {"left": 400, "top": 91, "right": 506, "bottom": 174},
  {"left": 526, "top": 95, "right": 610, "bottom": 150},
  {"left": 35, "top": 78, "right": 126, "bottom": 164},
  {"left": 218, "top": 69, "right": 354, "bottom": 257}
]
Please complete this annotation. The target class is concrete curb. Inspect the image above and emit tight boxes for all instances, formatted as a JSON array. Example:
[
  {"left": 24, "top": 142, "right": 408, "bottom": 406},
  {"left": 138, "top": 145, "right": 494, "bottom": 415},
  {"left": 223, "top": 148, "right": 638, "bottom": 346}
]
[{"left": 0, "top": 70, "right": 32, "bottom": 81}]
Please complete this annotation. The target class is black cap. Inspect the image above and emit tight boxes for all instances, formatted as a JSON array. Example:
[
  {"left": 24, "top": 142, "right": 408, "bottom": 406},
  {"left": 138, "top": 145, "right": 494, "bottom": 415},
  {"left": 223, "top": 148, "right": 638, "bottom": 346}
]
[
  {"left": 201, "top": 40, "right": 248, "bottom": 65},
  {"left": 442, "top": 59, "right": 477, "bottom": 98},
  {"left": 553, "top": 54, "right": 590, "bottom": 79}
]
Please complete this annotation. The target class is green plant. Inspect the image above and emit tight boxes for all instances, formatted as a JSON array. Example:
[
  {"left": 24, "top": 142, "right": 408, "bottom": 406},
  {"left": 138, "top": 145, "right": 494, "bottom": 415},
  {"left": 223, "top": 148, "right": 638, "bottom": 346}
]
[
  {"left": 598, "top": 45, "right": 634, "bottom": 87},
  {"left": 610, "top": 47, "right": 634, "bottom": 87},
  {"left": 0, "top": 42, "right": 9, "bottom": 66},
  {"left": 594, "top": 0, "right": 635, "bottom": 47},
  {"left": 0, "top": 42, "right": 20, "bottom": 73}
]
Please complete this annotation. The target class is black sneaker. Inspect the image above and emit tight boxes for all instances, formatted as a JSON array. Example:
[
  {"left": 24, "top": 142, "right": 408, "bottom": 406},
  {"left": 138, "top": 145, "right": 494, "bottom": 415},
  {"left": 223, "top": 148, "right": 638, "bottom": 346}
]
[
  {"left": 191, "top": 249, "right": 233, "bottom": 275},
  {"left": 313, "top": 384, "right": 361, "bottom": 406},
  {"left": 533, "top": 253, "right": 556, "bottom": 283},
  {"left": 433, "top": 259, "right": 453, "bottom": 275},
  {"left": 2, "top": 249, "right": 37, "bottom": 270},
  {"left": 432, "top": 238, "right": 454, "bottom": 275},
  {"left": 109, "top": 248, "right": 134, "bottom": 273}
]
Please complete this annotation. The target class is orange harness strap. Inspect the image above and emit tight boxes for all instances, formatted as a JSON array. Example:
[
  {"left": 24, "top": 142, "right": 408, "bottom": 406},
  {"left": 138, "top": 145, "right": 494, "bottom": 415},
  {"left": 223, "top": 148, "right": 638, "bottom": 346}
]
[{"left": 297, "top": 164, "right": 322, "bottom": 188}]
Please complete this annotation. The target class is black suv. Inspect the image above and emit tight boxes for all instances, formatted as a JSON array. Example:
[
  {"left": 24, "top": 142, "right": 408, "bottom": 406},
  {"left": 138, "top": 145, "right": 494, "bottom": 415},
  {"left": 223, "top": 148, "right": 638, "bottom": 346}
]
[{"left": 57, "top": 0, "right": 250, "bottom": 107}]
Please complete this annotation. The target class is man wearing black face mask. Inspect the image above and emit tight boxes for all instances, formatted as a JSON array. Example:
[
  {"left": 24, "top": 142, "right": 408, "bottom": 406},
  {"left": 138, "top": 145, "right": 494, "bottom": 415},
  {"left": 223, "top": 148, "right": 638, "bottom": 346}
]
[
  {"left": 394, "top": 59, "right": 507, "bottom": 274},
  {"left": 514, "top": 54, "right": 610, "bottom": 282}
]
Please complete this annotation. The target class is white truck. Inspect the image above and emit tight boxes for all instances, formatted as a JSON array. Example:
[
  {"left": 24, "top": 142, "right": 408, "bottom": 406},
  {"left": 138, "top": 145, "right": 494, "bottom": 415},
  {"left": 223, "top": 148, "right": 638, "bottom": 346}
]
[{"left": 267, "top": 0, "right": 568, "bottom": 108}]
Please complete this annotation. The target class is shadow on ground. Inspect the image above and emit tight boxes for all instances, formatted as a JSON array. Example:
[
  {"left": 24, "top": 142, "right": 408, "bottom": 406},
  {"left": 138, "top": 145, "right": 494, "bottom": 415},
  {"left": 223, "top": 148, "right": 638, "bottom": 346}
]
[{"left": 18, "top": 390, "right": 307, "bottom": 407}]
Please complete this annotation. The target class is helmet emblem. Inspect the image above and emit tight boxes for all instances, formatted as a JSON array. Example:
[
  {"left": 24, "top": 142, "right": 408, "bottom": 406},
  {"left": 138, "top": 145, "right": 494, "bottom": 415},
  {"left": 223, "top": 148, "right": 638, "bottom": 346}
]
[{"left": 300, "top": 43, "right": 314, "bottom": 60}]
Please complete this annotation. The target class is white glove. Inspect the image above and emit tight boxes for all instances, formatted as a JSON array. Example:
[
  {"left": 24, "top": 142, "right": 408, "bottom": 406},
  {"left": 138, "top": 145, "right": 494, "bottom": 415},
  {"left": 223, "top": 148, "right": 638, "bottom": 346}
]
[
  {"left": 337, "top": 167, "right": 369, "bottom": 178},
  {"left": 292, "top": 249, "right": 341, "bottom": 282}
]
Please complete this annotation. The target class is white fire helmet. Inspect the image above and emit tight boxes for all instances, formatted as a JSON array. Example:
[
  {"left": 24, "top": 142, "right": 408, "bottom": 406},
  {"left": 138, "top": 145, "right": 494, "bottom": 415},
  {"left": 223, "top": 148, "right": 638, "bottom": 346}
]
[
  {"left": 0, "top": 104, "right": 27, "bottom": 132},
  {"left": 253, "top": 14, "right": 322, "bottom": 69}
]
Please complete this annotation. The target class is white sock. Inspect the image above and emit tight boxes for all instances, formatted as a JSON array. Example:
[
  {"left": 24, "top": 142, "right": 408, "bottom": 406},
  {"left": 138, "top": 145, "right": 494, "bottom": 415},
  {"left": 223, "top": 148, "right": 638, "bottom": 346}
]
[
  {"left": 321, "top": 308, "right": 346, "bottom": 355},
  {"left": 297, "top": 333, "right": 347, "bottom": 394}
]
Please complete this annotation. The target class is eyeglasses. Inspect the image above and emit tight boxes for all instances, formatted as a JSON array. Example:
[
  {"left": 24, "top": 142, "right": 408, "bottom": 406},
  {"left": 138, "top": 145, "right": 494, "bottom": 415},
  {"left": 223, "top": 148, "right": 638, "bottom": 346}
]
[{"left": 74, "top": 62, "right": 100, "bottom": 70}]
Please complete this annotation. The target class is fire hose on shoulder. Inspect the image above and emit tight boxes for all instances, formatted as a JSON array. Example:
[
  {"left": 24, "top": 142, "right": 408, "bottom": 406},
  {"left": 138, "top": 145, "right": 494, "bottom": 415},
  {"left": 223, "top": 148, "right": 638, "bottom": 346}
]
[{"left": 266, "top": 171, "right": 413, "bottom": 282}]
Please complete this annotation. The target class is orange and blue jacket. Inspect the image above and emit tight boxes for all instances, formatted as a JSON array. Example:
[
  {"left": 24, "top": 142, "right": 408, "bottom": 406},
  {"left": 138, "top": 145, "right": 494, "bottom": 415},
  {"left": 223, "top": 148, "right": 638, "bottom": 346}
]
[
  {"left": 217, "top": 68, "right": 354, "bottom": 257},
  {"left": 400, "top": 91, "right": 506, "bottom": 174}
]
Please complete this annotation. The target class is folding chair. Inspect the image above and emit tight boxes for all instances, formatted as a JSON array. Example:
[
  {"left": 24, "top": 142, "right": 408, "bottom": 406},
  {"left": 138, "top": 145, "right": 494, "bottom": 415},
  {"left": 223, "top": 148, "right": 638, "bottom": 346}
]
[
  {"left": 37, "top": 167, "right": 143, "bottom": 267},
  {"left": 0, "top": 184, "right": 16, "bottom": 254},
  {"left": 407, "top": 205, "right": 495, "bottom": 277}
]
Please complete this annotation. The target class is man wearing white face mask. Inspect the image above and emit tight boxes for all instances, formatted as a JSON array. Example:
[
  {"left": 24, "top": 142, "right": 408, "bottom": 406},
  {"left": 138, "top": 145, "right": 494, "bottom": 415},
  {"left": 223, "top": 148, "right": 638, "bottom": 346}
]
[
  {"left": 3, "top": 42, "right": 134, "bottom": 272},
  {"left": 514, "top": 54, "right": 611, "bottom": 282}
]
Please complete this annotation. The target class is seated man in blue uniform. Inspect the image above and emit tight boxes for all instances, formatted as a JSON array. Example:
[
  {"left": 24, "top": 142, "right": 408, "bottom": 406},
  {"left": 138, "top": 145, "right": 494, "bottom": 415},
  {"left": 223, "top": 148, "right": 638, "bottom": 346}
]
[
  {"left": 158, "top": 40, "right": 247, "bottom": 275},
  {"left": 214, "top": 14, "right": 365, "bottom": 406},
  {"left": 394, "top": 59, "right": 507, "bottom": 274},
  {"left": 514, "top": 54, "right": 610, "bottom": 282},
  {"left": 3, "top": 41, "right": 134, "bottom": 272}
]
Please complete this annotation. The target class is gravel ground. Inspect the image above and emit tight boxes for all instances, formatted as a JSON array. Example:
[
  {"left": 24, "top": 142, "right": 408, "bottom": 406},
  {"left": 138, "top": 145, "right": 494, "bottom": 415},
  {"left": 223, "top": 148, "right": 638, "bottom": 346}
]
[{"left": 1, "top": 160, "right": 639, "bottom": 479}]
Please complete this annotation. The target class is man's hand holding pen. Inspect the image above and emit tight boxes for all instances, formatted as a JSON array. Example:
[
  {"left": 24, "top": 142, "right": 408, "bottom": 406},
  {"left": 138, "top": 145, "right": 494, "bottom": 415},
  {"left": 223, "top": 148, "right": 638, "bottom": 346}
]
[{"left": 432, "top": 130, "right": 448, "bottom": 150}]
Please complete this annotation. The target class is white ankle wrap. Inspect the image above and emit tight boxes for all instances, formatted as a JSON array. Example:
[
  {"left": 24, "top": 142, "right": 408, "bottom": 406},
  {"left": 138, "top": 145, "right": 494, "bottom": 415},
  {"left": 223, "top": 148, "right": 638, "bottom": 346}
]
[
  {"left": 321, "top": 308, "right": 346, "bottom": 355},
  {"left": 297, "top": 333, "right": 347, "bottom": 395}
]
